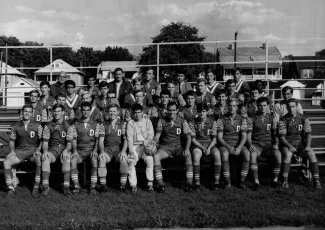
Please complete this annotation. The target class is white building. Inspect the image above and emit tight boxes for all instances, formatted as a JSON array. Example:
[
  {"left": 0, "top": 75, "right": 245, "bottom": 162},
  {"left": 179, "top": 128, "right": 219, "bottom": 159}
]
[
  {"left": 97, "top": 61, "right": 138, "bottom": 82},
  {"left": 7, "top": 78, "right": 39, "bottom": 108}
]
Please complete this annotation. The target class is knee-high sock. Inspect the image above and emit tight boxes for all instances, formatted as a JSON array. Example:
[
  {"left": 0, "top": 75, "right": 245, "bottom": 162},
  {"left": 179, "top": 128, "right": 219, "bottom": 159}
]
[
  {"left": 120, "top": 163, "right": 128, "bottom": 187},
  {"left": 282, "top": 163, "right": 291, "bottom": 183},
  {"left": 214, "top": 165, "right": 221, "bottom": 184},
  {"left": 250, "top": 163, "right": 259, "bottom": 183},
  {"left": 71, "top": 168, "right": 80, "bottom": 188},
  {"left": 185, "top": 164, "right": 193, "bottom": 185},
  {"left": 310, "top": 162, "right": 320, "bottom": 183},
  {"left": 33, "top": 166, "right": 41, "bottom": 189},
  {"left": 240, "top": 161, "right": 249, "bottom": 182},
  {"left": 98, "top": 167, "right": 107, "bottom": 186},
  {"left": 4, "top": 169, "right": 14, "bottom": 190},
  {"left": 90, "top": 167, "right": 98, "bottom": 188},
  {"left": 154, "top": 165, "right": 164, "bottom": 186},
  {"left": 222, "top": 161, "right": 231, "bottom": 185},
  {"left": 63, "top": 171, "right": 70, "bottom": 188},
  {"left": 42, "top": 171, "right": 50, "bottom": 189},
  {"left": 194, "top": 165, "right": 200, "bottom": 185},
  {"left": 273, "top": 163, "right": 281, "bottom": 182}
]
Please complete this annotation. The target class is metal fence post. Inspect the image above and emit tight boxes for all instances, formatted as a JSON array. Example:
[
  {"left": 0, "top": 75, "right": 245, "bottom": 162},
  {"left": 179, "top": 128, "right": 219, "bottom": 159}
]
[
  {"left": 50, "top": 47, "right": 53, "bottom": 82},
  {"left": 157, "top": 44, "right": 160, "bottom": 82}
]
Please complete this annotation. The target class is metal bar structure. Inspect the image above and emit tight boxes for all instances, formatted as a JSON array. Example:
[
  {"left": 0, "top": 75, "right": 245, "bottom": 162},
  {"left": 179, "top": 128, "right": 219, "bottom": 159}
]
[
  {"left": 50, "top": 47, "right": 53, "bottom": 82},
  {"left": 4, "top": 44, "right": 8, "bottom": 106},
  {"left": 157, "top": 44, "right": 160, "bottom": 82}
]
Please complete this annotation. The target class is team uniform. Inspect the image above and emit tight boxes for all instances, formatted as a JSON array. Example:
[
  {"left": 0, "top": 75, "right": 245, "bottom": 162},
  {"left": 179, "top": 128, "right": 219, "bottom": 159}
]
[
  {"left": 39, "top": 96, "right": 56, "bottom": 122},
  {"left": 127, "top": 117, "right": 155, "bottom": 188},
  {"left": 66, "top": 94, "right": 81, "bottom": 111},
  {"left": 207, "top": 82, "right": 223, "bottom": 96},
  {"left": 189, "top": 117, "right": 221, "bottom": 186},
  {"left": 143, "top": 79, "right": 161, "bottom": 99},
  {"left": 4, "top": 120, "right": 43, "bottom": 191},
  {"left": 212, "top": 104, "right": 247, "bottom": 120},
  {"left": 246, "top": 100, "right": 271, "bottom": 118},
  {"left": 216, "top": 114, "right": 249, "bottom": 186},
  {"left": 195, "top": 91, "right": 216, "bottom": 107},
  {"left": 124, "top": 92, "right": 154, "bottom": 108},
  {"left": 63, "top": 104, "right": 75, "bottom": 122},
  {"left": 235, "top": 80, "right": 250, "bottom": 95},
  {"left": 98, "top": 118, "right": 128, "bottom": 188},
  {"left": 79, "top": 85, "right": 100, "bottom": 98},
  {"left": 71, "top": 120, "right": 102, "bottom": 190},
  {"left": 274, "top": 100, "right": 303, "bottom": 117},
  {"left": 169, "top": 92, "right": 186, "bottom": 107},
  {"left": 75, "top": 105, "right": 102, "bottom": 122},
  {"left": 179, "top": 105, "right": 198, "bottom": 122}
]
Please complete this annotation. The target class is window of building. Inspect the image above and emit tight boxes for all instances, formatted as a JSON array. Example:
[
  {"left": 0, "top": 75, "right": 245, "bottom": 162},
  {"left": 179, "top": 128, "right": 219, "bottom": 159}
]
[
  {"left": 24, "top": 92, "right": 30, "bottom": 104},
  {"left": 36, "top": 75, "right": 48, "bottom": 82},
  {"left": 20, "top": 83, "right": 25, "bottom": 85},
  {"left": 301, "top": 69, "right": 314, "bottom": 78}
]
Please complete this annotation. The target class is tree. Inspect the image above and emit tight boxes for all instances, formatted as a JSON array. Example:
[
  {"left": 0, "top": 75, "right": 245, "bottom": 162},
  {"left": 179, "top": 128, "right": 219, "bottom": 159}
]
[
  {"left": 52, "top": 44, "right": 78, "bottom": 67},
  {"left": 101, "top": 46, "right": 134, "bottom": 61},
  {"left": 76, "top": 47, "right": 101, "bottom": 77},
  {"left": 316, "top": 49, "right": 325, "bottom": 56},
  {"left": 138, "top": 22, "right": 208, "bottom": 82}
]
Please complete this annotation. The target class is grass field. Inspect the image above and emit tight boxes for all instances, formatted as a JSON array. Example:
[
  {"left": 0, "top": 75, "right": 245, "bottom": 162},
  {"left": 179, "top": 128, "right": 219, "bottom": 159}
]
[{"left": 0, "top": 165, "right": 324, "bottom": 230}]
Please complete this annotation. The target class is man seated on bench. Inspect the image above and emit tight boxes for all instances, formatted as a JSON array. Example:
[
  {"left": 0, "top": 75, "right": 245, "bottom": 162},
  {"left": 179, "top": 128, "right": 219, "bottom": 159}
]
[
  {"left": 153, "top": 101, "right": 193, "bottom": 193},
  {"left": 41, "top": 104, "right": 75, "bottom": 196},
  {"left": 70, "top": 102, "right": 102, "bottom": 195},
  {"left": 278, "top": 98, "right": 322, "bottom": 190},
  {"left": 246, "top": 97, "right": 281, "bottom": 190},
  {"left": 127, "top": 104, "right": 155, "bottom": 193},
  {"left": 216, "top": 98, "right": 250, "bottom": 189},
  {"left": 4, "top": 104, "right": 43, "bottom": 196},
  {"left": 189, "top": 103, "right": 221, "bottom": 191},
  {"left": 98, "top": 103, "right": 128, "bottom": 193}
]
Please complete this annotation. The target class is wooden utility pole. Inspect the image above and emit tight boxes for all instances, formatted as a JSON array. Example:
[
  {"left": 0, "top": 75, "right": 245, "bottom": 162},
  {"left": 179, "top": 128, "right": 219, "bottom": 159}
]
[{"left": 234, "top": 31, "right": 238, "bottom": 69}]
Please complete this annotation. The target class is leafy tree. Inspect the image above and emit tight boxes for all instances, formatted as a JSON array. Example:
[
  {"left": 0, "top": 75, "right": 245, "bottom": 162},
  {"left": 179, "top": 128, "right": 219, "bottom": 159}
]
[
  {"left": 76, "top": 47, "right": 101, "bottom": 77},
  {"left": 101, "top": 46, "right": 134, "bottom": 61},
  {"left": 138, "top": 22, "right": 208, "bottom": 82},
  {"left": 316, "top": 49, "right": 325, "bottom": 56}
]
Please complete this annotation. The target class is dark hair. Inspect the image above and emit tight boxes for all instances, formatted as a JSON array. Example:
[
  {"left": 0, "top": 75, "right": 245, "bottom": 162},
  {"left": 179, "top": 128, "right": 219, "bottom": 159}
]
[
  {"left": 176, "top": 68, "right": 186, "bottom": 75},
  {"left": 197, "top": 78, "right": 207, "bottom": 84},
  {"left": 256, "top": 96, "right": 269, "bottom": 105},
  {"left": 107, "top": 103, "right": 120, "bottom": 110},
  {"left": 40, "top": 81, "right": 50, "bottom": 88},
  {"left": 197, "top": 103, "right": 210, "bottom": 112},
  {"left": 55, "top": 93, "right": 67, "bottom": 99},
  {"left": 282, "top": 86, "right": 293, "bottom": 95},
  {"left": 134, "top": 90, "right": 144, "bottom": 96},
  {"left": 227, "top": 98, "right": 240, "bottom": 106},
  {"left": 99, "top": 81, "right": 108, "bottom": 89},
  {"left": 22, "top": 104, "right": 33, "bottom": 111},
  {"left": 225, "top": 79, "right": 236, "bottom": 86},
  {"left": 87, "top": 75, "right": 96, "bottom": 80},
  {"left": 132, "top": 77, "right": 142, "bottom": 85},
  {"left": 160, "top": 89, "right": 171, "bottom": 97},
  {"left": 255, "top": 80, "right": 266, "bottom": 88},
  {"left": 286, "top": 98, "right": 298, "bottom": 106},
  {"left": 80, "top": 102, "right": 92, "bottom": 110},
  {"left": 205, "top": 67, "right": 215, "bottom": 75},
  {"left": 186, "top": 90, "right": 196, "bottom": 98},
  {"left": 52, "top": 104, "right": 65, "bottom": 112},
  {"left": 167, "top": 101, "right": 178, "bottom": 110},
  {"left": 30, "top": 89, "right": 40, "bottom": 97},
  {"left": 146, "top": 67, "right": 156, "bottom": 75},
  {"left": 217, "top": 89, "right": 227, "bottom": 97},
  {"left": 114, "top": 68, "right": 124, "bottom": 73},
  {"left": 65, "top": 80, "right": 76, "bottom": 88},
  {"left": 250, "top": 85, "right": 259, "bottom": 92},
  {"left": 166, "top": 81, "right": 177, "bottom": 86},
  {"left": 234, "top": 68, "right": 242, "bottom": 74},
  {"left": 132, "top": 103, "right": 143, "bottom": 112}
]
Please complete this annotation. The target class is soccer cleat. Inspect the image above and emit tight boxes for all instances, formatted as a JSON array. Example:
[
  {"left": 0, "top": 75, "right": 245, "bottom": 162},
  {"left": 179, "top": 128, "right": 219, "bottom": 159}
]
[
  {"left": 224, "top": 183, "right": 232, "bottom": 190},
  {"left": 213, "top": 183, "right": 220, "bottom": 191},
  {"left": 156, "top": 185, "right": 165, "bottom": 193},
  {"left": 282, "top": 182, "right": 289, "bottom": 189},
  {"left": 63, "top": 187, "right": 71, "bottom": 196},
  {"left": 271, "top": 180, "right": 281, "bottom": 189},
  {"left": 41, "top": 187, "right": 50, "bottom": 197},
  {"left": 315, "top": 181, "right": 322, "bottom": 190},
  {"left": 184, "top": 183, "right": 193, "bottom": 192},
  {"left": 238, "top": 181, "right": 247, "bottom": 189},
  {"left": 193, "top": 184, "right": 201, "bottom": 191},
  {"left": 131, "top": 186, "right": 137, "bottom": 194},
  {"left": 6, "top": 188, "right": 16, "bottom": 196},
  {"left": 89, "top": 187, "right": 97, "bottom": 195},
  {"left": 147, "top": 185, "right": 154, "bottom": 193},
  {"left": 100, "top": 185, "right": 108, "bottom": 194},
  {"left": 120, "top": 185, "right": 127, "bottom": 193},
  {"left": 32, "top": 188, "right": 40, "bottom": 198},
  {"left": 72, "top": 187, "right": 82, "bottom": 195}
]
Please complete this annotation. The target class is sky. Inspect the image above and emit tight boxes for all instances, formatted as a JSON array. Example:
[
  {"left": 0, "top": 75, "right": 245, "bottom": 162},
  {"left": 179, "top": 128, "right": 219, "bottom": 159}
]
[{"left": 0, "top": 0, "right": 324, "bottom": 56}]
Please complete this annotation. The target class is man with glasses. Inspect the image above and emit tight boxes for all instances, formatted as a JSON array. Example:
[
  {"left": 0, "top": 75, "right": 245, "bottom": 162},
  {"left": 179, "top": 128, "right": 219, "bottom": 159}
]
[
  {"left": 70, "top": 102, "right": 103, "bottom": 194},
  {"left": 65, "top": 80, "right": 81, "bottom": 112},
  {"left": 3, "top": 104, "right": 43, "bottom": 196},
  {"left": 50, "top": 71, "right": 68, "bottom": 98}
]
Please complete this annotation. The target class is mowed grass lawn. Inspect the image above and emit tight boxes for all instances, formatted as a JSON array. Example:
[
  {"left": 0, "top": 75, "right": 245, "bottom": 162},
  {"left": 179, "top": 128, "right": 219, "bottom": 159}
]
[{"left": 0, "top": 165, "right": 324, "bottom": 230}]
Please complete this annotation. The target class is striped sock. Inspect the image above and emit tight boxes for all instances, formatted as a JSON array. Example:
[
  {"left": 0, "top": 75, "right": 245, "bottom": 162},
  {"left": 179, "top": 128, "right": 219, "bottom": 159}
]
[
  {"left": 4, "top": 169, "right": 14, "bottom": 190},
  {"left": 214, "top": 165, "right": 221, "bottom": 184},
  {"left": 154, "top": 165, "right": 164, "bottom": 186},
  {"left": 98, "top": 167, "right": 107, "bottom": 186},
  {"left": 71, "top": 168, "right": 80, "bottom": 188},
  {"left": 63, "top": 171, "right": 70, "bottom": 188},
  {"left": 90, "top": 167, "right": 98, "bottom": 188},
  {"left": 185, "top": 164, "right": 193, "bottom": 185},
  {"left": 310, "top": 162, "right": 320, "bottom": 183},
  {"left": 33, "top": 166, "right": 41, "bottom": 189},
  {"left": 42, "top": 171, "right": 50, "bottom": 189},
  {"left": 240, "top": 161, "right": 249, "bottom": 182},
  {"left": 273, "top": 163, "right": 281, "bottom": 182},
  {"left": 282, "top": 163, "right": 291, "bottom": 183},
  {"left": 250, "top": 163, "right": 259, "bottom": 183},
  {"left": 222, "top": 161, "right": 231, "bottom": 185},
  {"left": 194, "top": 165, "right": 200, "bottom": 185}
]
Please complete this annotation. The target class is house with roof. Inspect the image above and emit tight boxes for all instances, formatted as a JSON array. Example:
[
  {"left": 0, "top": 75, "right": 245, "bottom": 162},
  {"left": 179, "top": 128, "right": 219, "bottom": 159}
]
[
  {"left": 0, "top": 62, "right": 27, "bottom": 89},
  {"left": 97, "top": 61, "right": 138, "bottom": 83},
  {"left": 34, "top": 59, "right": 85, "bottom": 86},
  {"left": 6, "top": 78, "right": 39, "bottom": 108},
  {"left": 217, "top": 44, "right": 282, "bottom": 81}
]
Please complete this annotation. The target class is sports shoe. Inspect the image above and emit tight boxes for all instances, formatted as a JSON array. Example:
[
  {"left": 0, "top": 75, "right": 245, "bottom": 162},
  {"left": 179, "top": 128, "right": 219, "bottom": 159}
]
[
  {"left": 131, "top": 186, "right": 137, "bottom": 194},
  {"left": 213, "top": 183, "right": 220, "bottom": 191},
  {"left": 184, "top": 183, "right": 193, "bottom": 192},
  {"left": 63, "top": 187, "right": 71, "bottom": 196},
  {"left": 282, "top": 182, "right": 289, "bottom": 189},
  {"left": 41, "top": 187, "right": 50, "bottom": 197},
  {"left": 193, "top": 184, "right": 201, "bottom": 191},
  {"left": 6, "top": 188, "right": 16, "bottom": 196},
  {"left": 238, "top": 181, "right": 247, "bottom": 189},
  {"left": 89, "top": 187, "right": 97, "bottom": 195},
  {"left": 147, "top": 185, "right": 154, "bottom": 193},
  {"left": 72, "top": 187, "right": 81, "bottom": 195},
  {"left": 100, "top": 185, "right": 108, "bottom": 193},
  {"left": 315, "top": 181, "right": 322, "bottom": 190},
  {"left": 224, "top": 183, "right": 232, "bottom": 190},
  {"left": 120, "top": 185, "right": 127, "bottom": 193},
  {"left": 32, "top": 188, "right": 40, "bottom": 198},
  {"left": 253, "top": 183, "right": 260, "bottom": 191},
  {"left": 156, "top": 185, "right": 165, "bottom": 193},
  {"left": 271, "top": 180, "right": 281, "bottom": 189}
]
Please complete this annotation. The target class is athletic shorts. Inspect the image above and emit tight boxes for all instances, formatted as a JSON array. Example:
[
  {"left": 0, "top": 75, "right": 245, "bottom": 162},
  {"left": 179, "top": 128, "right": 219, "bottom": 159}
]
[
  {"left": 192, "top": 142, "right": 213, "bottom": 151},
  {"left": 252, "top": 141, "right": 273, "bottom": 157},
  {"left": 73, "top": 149, "right": 93, "bottom": 161},
  {"left": 222, "top": 140, "right": 240, "bottom": 148},
  {"left": 158, "top": 144, "right": 183, "bottom": 157},
  {"left": 15, "top": 147, "right": 37, "bottom": 161},
  {"left": 48, "top": 144, "right": 66, "bottom": 159},
  {"left": 281, "top": 140, "right": 306, "bottom": 156},
  {"left": 104, "top": 146, "right": 121, "bottom": 159}
]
